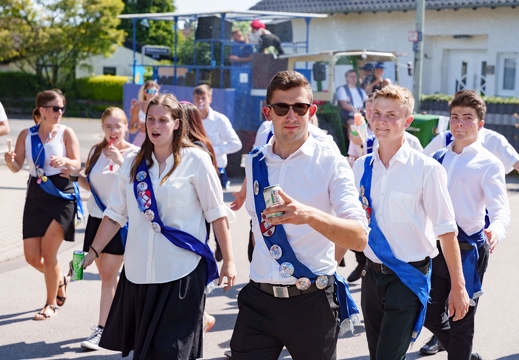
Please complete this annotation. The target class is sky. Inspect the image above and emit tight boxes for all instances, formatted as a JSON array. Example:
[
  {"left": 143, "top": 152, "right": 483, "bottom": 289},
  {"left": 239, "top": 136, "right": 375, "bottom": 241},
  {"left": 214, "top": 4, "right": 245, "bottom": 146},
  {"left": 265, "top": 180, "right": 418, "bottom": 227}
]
[{"left": 174, "top": 0, "right": 261, "bottom": 13}]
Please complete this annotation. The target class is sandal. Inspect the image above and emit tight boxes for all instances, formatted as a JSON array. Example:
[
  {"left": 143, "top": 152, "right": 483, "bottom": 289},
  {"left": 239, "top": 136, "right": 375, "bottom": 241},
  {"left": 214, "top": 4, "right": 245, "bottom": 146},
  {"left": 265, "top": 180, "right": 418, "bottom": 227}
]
[
  {"left": 56, "top": 274, "right": 68, "bottom": 307},
  {"left": 33, "top": 304, "right": 58, "bottom": 320}
]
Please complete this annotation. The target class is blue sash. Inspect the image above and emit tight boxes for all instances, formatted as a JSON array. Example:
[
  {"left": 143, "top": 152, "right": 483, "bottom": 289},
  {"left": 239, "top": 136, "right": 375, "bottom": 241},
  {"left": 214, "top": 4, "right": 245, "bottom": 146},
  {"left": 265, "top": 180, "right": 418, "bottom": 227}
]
[
  {"left": 360, "top": 155, "right": 431, "bottom": 342},
  {"left": 366, "top": 134, "right": 376, "bottom": 155},
  {"left": 30, "top": 124, "right": 84, "bottom": 219},
  {"left": 87, "top": 171, "right": 128, "bottom": 248},
  {"left": 432, "top": 148, "right": 484, "bottom": 300},
  {"left": 250, "top": 147, "right": 360, "bottom": 334},
  {"left": 132, "top": 158, "right": 218, "bottom": 286}
]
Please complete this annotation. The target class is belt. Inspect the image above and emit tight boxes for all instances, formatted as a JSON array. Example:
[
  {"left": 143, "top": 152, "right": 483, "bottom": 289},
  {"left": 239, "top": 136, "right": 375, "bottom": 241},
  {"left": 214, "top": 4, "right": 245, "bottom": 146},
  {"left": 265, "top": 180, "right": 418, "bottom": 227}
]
[
  {"left": 367, "top": 257, "right": 430, "bottom": 275},
  {"left": 458, "top": 242, "right": 475, "bottom": 251},
  {"left": 251, "top": 275, "right": 334, "bottom": 299}
]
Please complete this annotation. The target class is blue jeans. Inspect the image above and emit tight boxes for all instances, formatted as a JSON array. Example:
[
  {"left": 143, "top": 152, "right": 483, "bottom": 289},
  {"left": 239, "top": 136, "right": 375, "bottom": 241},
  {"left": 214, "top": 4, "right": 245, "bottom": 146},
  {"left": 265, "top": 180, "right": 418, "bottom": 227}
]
[{"left": 218, "top": 167, "right": 229, "bottom": 188}]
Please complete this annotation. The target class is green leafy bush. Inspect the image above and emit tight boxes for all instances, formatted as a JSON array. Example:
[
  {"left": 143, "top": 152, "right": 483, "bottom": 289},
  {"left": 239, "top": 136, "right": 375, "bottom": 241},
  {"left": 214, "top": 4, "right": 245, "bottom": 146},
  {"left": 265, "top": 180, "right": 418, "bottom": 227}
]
[
  {"left": 0, "top": 72, "right": 43, "bottom": 98},
  {"left": 75, "top": 75, "right": 128, "bottom": 102}
]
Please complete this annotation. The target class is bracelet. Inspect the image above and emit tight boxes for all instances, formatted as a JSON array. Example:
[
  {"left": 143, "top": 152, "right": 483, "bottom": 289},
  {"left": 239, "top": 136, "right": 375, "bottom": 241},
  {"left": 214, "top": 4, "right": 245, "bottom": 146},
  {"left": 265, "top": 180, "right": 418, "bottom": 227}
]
[{"left": 89, "top": 245, "right": 99, "bottom": 258}]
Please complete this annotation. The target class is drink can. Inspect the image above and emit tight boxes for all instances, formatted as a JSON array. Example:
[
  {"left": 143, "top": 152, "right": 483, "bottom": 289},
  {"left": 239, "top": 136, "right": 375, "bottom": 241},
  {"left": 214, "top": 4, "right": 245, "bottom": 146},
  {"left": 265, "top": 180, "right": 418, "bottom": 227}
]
[
  {"left": 263, "top": 185, "right": 284, "bottom": 218},
  {"left": 72, "top": 250, "right": 84, "bottom": 281}
]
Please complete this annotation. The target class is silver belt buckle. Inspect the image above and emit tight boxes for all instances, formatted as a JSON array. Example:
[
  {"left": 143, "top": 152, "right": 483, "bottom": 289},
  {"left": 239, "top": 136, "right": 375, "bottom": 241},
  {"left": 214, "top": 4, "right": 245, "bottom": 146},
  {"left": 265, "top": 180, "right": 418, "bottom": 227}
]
[
  {"left": 272, "top": 286, "right": 290, "bottom": 298},
  {"left": 381, "top": 264, "right": 391, "bottom": 274}
]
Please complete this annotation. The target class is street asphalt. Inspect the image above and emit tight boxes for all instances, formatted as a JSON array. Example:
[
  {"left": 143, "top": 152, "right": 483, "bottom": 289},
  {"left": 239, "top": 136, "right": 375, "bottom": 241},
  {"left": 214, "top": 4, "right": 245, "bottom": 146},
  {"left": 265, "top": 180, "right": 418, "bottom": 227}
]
[{"left": 0, "top": 118, "right": 518, "bottom": 359}]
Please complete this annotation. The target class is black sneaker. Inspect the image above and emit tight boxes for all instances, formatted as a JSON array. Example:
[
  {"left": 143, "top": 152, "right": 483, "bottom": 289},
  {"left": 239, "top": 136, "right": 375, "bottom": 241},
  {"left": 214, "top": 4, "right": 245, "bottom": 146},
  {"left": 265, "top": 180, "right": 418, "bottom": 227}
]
[
  {"left": 419, "top": 335, "right": 445, "bottom": 355},
  {"left": 346, "top": 264, "right": 365, "bottom": 282}
]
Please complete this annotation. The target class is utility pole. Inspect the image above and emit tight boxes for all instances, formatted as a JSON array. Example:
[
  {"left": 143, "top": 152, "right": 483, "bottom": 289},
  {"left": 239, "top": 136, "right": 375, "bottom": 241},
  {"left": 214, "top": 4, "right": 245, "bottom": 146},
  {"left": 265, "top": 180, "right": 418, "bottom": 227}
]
[{"left": 412, "top": 0, "right": 425, "bottom": 113}]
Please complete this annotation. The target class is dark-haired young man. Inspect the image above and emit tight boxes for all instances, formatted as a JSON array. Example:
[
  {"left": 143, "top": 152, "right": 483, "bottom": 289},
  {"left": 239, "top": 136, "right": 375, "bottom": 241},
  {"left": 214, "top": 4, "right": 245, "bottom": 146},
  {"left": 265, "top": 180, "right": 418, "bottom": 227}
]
[
  {"left": 230, "top": 70, "right": 368, "bottom": 359},
  {"left": 424, "top": 90, "right": 510, "bottom": 360}
]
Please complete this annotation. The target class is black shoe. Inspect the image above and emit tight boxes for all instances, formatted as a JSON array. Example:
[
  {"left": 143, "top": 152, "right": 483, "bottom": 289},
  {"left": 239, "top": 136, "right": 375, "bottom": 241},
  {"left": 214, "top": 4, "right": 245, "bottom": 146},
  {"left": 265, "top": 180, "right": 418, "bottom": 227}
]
[
  {"left": 419, "top": 336, "right": 445, "bottom": 355},
  {"left": 338, "top": 258, "right": 346, "bottom": 267},
  {"left": 471, "top": 353, "right": 482, "bottom": 360},
  {"left": 346, "top": 264, "right": 365, "bottom": 282}
]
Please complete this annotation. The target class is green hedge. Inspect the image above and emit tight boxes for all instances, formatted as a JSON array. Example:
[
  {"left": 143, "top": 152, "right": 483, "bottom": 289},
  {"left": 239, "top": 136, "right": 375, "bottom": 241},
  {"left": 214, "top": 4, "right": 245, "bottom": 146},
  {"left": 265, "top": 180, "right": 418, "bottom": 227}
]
[
  {"left": 0, "top": 72, "right": 43, "bottom": 98},
  {"left": 422, "top": 93, "right": 519, "bottom": 105},
  {"left": 75, "top": 75, "right": 127, "bottom": 102}
]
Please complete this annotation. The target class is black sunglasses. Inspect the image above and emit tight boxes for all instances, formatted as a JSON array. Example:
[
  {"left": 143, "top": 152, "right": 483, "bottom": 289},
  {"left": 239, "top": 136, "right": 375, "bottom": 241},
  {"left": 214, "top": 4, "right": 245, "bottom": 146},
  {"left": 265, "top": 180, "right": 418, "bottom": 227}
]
[
  {"left": 42, "top": 105, "right": 66, "bottom": 113},
  {"left": 145, "top": 88, "right": 158, "bottom": 95},
  {"left": 268, "top": 102, "right": 311, "bottom": 116}
]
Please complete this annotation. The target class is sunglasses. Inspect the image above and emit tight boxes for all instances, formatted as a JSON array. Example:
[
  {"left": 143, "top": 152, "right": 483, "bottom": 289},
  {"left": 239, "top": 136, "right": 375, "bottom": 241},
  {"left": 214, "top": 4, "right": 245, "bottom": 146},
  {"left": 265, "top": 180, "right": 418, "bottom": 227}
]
[
  {"left": 145, "top": 88, "right": 158, "bottom": 95},
  {"left": 42, "top": 105, "right": 66, "bottom": 113},
  {"left": 268, "top": 102, "right": 311, "bottom": 116}
]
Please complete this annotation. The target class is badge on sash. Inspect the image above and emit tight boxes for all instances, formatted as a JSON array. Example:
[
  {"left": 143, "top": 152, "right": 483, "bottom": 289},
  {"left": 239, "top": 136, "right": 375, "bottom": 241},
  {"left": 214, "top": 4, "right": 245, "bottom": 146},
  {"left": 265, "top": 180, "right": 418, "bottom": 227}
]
[
  {"left": 151, "top": 222, "right": 161, "bottom": 233},
  {"left": 315, "top": 275, "right": 329, "bottom": 289},
  {"left": 137, "top": 182, "right": 148, "bottom": 192},
  {"left": 136, "top": 171, "right": 147, "bottom": 181},
  {"left": 295, "top": 277, "right": 311, "bottom": 290},
  {"left": 359, "top": 186, "right": 372, "bottom": 225},
  {"left": 138, "top": 190, "right": 152, "bottom": 209},
  {"left": 253, "top": 180, "right": 259, "bottom": 195},
  {"left": 279, "top": 262, "right": 295, "bottom": 277},
  {"left": 269, "top": 245, "right": 282, "bottom": 260},
  {"left": 260, "top": 217, "right": 276, "bottom": 237},
  {"left": 144, "top": 209, "right": 155, "bottom": 221}
]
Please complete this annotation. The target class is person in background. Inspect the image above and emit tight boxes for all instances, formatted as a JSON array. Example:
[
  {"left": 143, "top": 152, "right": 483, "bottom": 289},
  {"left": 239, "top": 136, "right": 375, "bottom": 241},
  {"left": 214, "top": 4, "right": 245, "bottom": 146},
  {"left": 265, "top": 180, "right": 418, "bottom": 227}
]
[
  {"left": 351, "top": 84, "right": 469, "bottom": 359},
  {"left": 336, "top": 69, "right": 367, "bottom": 148},
  {"left": 249, "top": 19, "right": 284, "bottom": 55},
  {"left": 360, "top": 63, "right": 375, "bottom": 91},
  {"left": 0, "top": 100, "right": 10, "bottom": 136},
  {"left": 180, "top": 101, "right": 220, "bottom": 333},
  {"left": 82, "top": 93, "right": 236, "bottom": 359},
  {"left": 129, "top": 80, "right": 160, "bottom": 147},
  {"left": 363, "top": 62, "right": 391, "bottom": 96},
  {"left": 4, "top": 90, "right": 81, "bottom": 320},
  {"left": 66, "top": 107, "right": 139, "bottom": 350},
  {"left": 229, "top": 29, "right": 253, "bottom": 65}
]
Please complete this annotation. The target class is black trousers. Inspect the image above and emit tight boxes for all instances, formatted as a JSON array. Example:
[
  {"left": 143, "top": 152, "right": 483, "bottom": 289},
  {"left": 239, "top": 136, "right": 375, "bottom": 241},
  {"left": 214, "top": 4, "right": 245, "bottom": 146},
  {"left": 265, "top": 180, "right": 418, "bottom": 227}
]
[
  {"left": 230, "top": 281, "right": 339, "bottom": 360},
  {"left": 424, "top": 241, "right": 490, "bottom": 360},
  {"left": 361, "top": 268, "right": 422, "bottom": 360}
]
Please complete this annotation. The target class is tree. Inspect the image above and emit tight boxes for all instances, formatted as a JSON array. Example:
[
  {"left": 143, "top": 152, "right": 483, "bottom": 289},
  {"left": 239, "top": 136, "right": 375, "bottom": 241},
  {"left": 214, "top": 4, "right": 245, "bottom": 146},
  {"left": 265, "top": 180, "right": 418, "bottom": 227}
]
[
  {"left": 0, "top": 0, "right": 126, "bottom": 89},
  {"left": 119, "top": 0, "right": 179, "bottom": 51}
]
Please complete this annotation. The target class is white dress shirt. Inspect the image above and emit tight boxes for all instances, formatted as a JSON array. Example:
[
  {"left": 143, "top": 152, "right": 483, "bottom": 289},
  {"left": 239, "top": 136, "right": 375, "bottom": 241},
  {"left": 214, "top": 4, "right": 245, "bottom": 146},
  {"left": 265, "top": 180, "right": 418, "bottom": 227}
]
[
  {"left": 86, "top": 145, "right": 139, "bottom": 218},
  {"left": 245, "top": 135, "right": 369, "bottom": 284},
  {"left": 441, "top": 141, "right": 510, "bottom": 242},
  {"left": 104, "top": 147, "right": 229, "bottom": 284},
  {"left": 0, "top": 102, "right": 7, "bottom": 122},
  {"left": 352, "top": 141, "right": 458, "bottom": 264},
  {"left": 202, "top": 107, "right": 242, "bottom": 168},
  {"left": 423, "top": 128, "right": 519, "bottom": 174}
]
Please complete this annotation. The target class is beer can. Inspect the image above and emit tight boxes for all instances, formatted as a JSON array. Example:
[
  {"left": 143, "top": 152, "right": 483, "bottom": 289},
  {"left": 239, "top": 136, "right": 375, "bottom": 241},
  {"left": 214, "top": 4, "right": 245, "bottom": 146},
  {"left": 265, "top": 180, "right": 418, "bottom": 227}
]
[
  {"left": 72, "top": 250, "right": 84, "bottom": 281},
  {"left": 263, "top": 185, "right": 284, "bottom": 218}
]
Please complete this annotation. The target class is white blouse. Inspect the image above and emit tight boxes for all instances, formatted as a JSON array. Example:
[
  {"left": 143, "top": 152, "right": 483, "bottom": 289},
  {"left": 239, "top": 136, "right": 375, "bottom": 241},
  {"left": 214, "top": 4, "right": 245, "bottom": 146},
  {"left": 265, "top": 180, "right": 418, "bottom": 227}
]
[
  {"left": 86, "top": 144, "right": 140, "bottom": 218},
  {"left": 104, "top": 147, "right": 230, "bottom": 284}
]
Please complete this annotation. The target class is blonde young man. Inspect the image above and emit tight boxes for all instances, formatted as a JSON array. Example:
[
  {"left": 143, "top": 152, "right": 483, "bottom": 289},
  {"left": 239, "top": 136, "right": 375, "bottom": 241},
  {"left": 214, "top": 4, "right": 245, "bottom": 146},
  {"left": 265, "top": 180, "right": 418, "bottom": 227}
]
[{"left": 352, "top": 84, "right": 469, "bottom": 359}]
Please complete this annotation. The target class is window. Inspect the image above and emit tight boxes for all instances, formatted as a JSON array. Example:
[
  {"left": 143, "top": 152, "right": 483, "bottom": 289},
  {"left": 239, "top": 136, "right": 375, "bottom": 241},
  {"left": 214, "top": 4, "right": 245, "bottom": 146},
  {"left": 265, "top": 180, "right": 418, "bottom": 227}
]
[
  {"left": 103, "top": 67, "right": 116, "bottom": 76},
  {"left": 503, "top": 58, "right": 516, "bottom": 91}
]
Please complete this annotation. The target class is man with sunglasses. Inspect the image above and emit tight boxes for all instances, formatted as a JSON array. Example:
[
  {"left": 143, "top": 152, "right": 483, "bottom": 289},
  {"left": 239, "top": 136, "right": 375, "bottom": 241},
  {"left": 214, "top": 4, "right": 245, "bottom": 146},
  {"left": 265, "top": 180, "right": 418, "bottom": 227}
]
[{"left": 230, "top": 71, "right": 369, "bottom": 359}]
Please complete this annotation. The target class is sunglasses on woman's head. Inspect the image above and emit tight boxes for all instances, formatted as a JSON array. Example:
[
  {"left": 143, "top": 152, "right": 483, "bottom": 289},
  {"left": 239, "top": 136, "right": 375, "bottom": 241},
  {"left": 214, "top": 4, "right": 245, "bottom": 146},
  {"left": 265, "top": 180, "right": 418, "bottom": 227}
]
[
  {"left": 42, "top": 105, "right": 66, "bottom": 113},
  {"left": 145, "top": 88, "right": 158, "bottom": 95},
  {"left": 268, "top": 102, "right": 311, "bottom": 116}
]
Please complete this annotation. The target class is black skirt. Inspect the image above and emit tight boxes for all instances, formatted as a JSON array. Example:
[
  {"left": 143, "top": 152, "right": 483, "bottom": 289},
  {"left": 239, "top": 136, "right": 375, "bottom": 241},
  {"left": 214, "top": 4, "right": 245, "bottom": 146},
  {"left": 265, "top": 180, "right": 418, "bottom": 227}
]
[
  {"left": 83, "top": 215, "right": 125, "bottom": 255},
  {"left": 99, "top": 260, "right": 206, "bottom": 360},
  {"left": 23, "top": 175, "right": 76, "bottom": 241}
]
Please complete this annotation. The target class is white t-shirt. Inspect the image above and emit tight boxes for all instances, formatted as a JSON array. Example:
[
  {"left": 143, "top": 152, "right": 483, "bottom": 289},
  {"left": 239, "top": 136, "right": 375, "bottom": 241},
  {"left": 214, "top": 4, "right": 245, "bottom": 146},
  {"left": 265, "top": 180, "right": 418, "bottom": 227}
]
[
  {"left": 202, "top": 107, "right": 242, "bottom": 168},
  {"left": 336, "top": 85, "right": 367, "bottom": 112},
  {"left": 86, "top": 144, "right": 140, "bottom": 218}
]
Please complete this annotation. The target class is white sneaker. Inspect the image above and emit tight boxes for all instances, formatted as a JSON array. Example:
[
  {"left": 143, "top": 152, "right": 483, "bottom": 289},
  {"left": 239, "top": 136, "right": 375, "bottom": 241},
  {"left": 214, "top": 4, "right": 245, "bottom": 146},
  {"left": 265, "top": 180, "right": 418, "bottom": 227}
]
[{"left": 80, "top": 325, "right": 103, "bottom": 350}]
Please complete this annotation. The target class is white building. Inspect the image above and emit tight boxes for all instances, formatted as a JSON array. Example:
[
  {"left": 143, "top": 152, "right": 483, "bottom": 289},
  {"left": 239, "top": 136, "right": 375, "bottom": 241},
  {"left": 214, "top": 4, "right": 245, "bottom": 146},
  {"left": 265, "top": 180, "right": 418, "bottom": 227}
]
[{"left": 251, "top": 0, "right": 519, "bottom": 98}]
